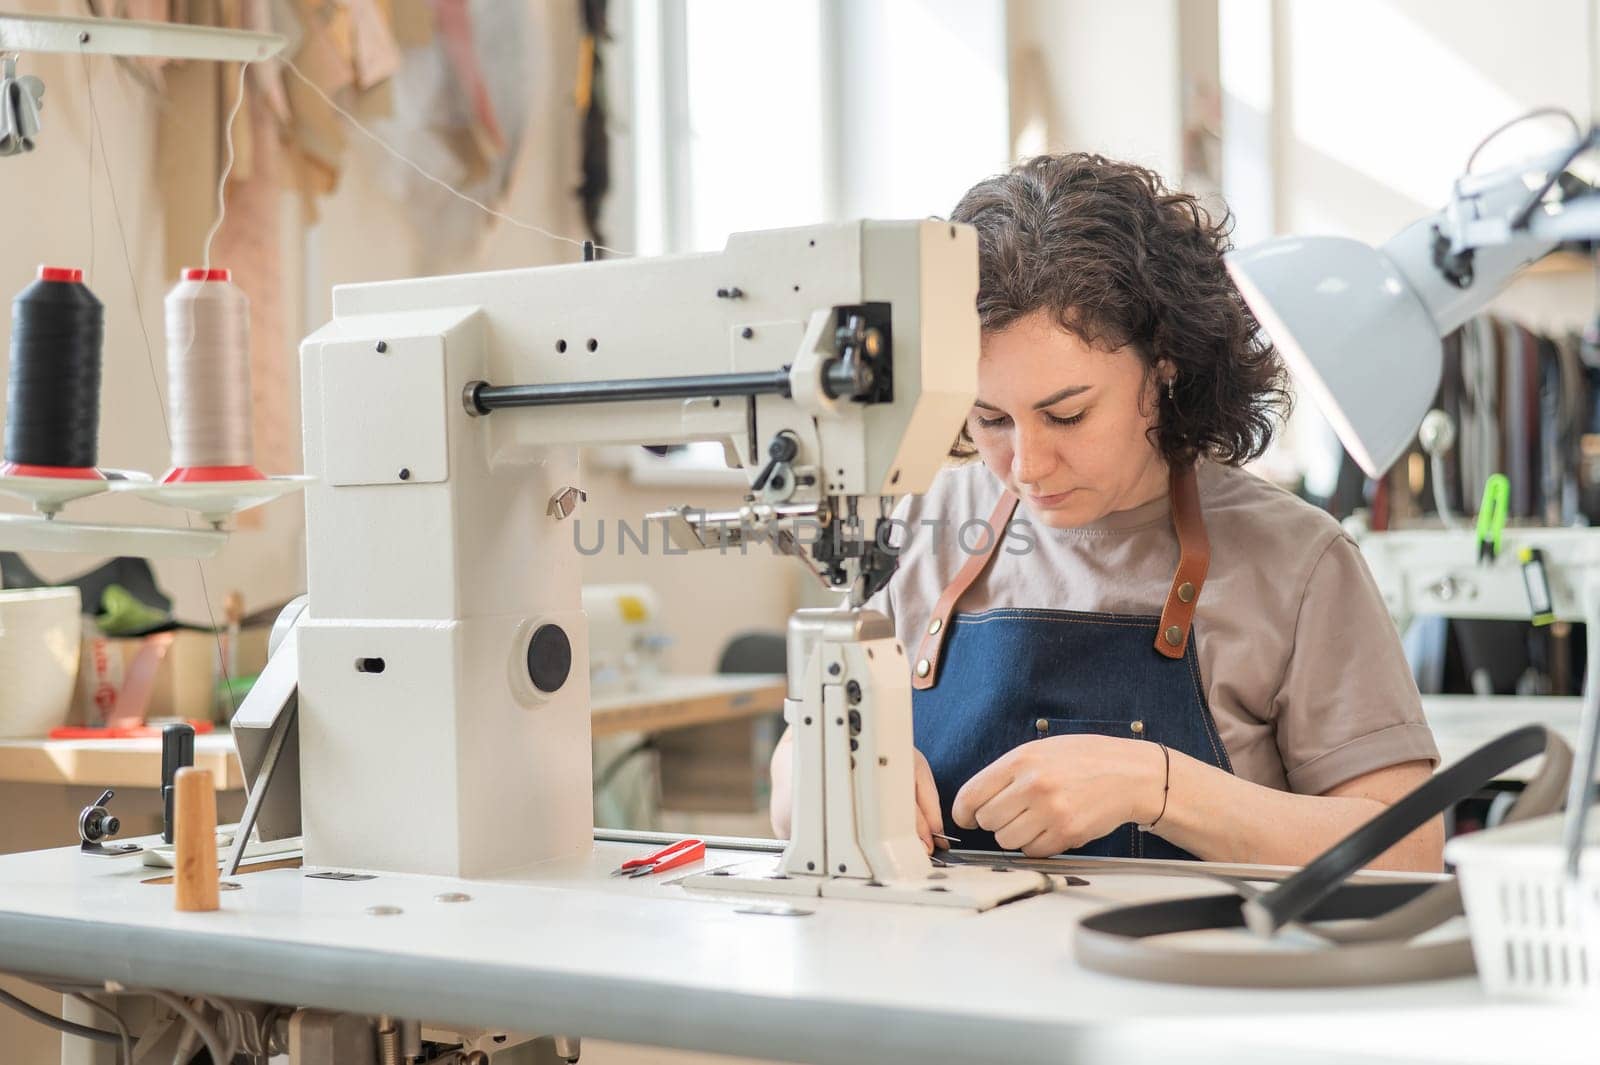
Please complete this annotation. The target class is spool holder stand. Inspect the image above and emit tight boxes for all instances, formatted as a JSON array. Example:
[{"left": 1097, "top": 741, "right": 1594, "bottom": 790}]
[{"left": 0, "top": 472, "right": 310, "bottom": 557}]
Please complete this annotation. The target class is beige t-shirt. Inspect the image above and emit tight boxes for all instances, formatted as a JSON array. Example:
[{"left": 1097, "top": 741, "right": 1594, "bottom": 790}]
[{"left": 871, "top": 460, "right": 1439, "bottom": 795}]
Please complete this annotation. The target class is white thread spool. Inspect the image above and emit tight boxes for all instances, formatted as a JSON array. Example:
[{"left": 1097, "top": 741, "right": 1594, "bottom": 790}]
[{"left": 163, "top": 268, "right": 261, "bottom": 481}]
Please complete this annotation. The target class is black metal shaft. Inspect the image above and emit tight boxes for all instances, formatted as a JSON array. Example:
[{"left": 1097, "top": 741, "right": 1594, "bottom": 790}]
[{"left": 470, "top": 370, "right": 792, "bottom": 413}]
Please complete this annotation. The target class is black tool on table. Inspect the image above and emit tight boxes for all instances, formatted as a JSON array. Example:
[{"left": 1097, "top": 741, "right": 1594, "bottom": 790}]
[
  {"left": 78, "top": 790, "right": 140, "bottom": 857},
  {"left": 161, "top": 722, "right": 196, "bottom": 844}
]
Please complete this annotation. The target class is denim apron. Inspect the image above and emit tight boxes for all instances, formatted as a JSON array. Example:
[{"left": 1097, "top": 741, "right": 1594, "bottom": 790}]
[{"left": 908, "top": 466, "right": 1232, "bottom": 860}]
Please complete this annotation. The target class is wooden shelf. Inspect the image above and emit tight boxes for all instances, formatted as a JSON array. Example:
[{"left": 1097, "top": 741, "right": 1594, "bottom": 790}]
[{"left": 0, "top": 675, "right": 788, "bottom": 787}]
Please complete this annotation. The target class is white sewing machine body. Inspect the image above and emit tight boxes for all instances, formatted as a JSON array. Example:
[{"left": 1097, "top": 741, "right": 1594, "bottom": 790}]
[{"left": 294, "top": 220, "right": 982, "bottom": 882}]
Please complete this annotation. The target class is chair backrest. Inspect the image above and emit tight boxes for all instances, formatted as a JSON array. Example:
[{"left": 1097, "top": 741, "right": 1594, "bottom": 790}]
[{"left": 716, "top": 631, "right": 786, "bottom": 675}]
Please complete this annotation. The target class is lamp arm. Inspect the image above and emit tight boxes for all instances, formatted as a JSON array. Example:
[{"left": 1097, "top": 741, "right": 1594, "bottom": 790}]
[
  {"left": 1386, "top": 146, "right": 1580, "bottom": 337},
  {"left": 1416, "top": 138, "right": 1600, "bottom": 334},
  {"left": 1506, "top": 129, "right": 1600, "bottom": 230}
]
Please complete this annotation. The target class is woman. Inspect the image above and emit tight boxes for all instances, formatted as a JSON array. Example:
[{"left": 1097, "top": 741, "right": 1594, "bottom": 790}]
[{"left": 772, "top": 154, "right": 1443, "bottom": 872}]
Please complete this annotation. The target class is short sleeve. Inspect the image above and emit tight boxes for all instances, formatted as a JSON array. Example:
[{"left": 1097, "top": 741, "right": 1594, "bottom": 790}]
[{"left": 1272, "top": 535, "right": 1440, "bottom": 794}]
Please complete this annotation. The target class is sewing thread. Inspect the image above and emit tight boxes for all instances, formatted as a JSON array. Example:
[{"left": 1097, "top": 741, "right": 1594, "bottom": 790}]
[
  {"left": 163, "top": 269, "right": 259, "bottom": 479},
  {"left": 3, "top": 266, "right": 104, "bottom": 475}
]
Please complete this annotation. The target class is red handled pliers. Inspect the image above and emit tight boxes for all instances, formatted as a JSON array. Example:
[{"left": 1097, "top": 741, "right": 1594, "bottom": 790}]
[{"left": 610, "top": 838, "right": 706, "bottom": 878}]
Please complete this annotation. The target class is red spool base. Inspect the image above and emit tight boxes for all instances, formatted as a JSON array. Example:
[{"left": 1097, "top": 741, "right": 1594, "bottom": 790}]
[
  {"left": 0, "top": 462, "right": 104, "bottom": 480},
  {"left": 160, "top": 465, "right": 266, "bottom": 484},
  {"left": 49, "top": 720, "right": 216, "bottom": 740}
]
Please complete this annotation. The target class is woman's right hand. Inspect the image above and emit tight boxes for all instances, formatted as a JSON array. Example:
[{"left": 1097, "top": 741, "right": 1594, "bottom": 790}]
[{"left": 914, "top": 748, "right": 948, "bottom": 854}]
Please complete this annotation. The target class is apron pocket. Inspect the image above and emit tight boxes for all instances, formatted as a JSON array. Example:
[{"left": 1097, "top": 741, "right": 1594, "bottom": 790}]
[
  {"left": 1034, "top": 718, "right": 1159, "bottom": 858},
  {"left": 1034, "top": 717, "right": 1158, "bottom": 743}
]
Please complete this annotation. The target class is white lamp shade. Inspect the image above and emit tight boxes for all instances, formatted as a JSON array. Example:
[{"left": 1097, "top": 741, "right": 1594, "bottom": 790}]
[{"left": 1226, "top": 235, "right": 1443, "bottom": 478}]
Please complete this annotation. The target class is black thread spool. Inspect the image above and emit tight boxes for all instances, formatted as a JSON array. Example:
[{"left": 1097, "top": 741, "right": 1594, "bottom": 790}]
[{"left": 3, "top": 266, "right": 104, "bottom": 475}]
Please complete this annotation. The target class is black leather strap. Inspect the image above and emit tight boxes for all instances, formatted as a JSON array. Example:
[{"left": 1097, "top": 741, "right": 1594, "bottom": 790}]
[
  {"left": 1075, "top": 882, "right": 1476, "bottom": 988},
  {"left": 1244, "top": 724, "right": 1570, "bottom": 935},
  {"left": 1082, "top": 880, "right": 1435, "bottom": 937},
  {"left": 1073, "top": 725, "right": 1573, "bottom": 987}
]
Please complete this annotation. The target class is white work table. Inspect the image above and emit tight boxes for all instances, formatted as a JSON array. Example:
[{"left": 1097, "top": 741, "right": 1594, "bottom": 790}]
[{"left": 0, "top": 838, "right": 1587, "bottom": 1065}]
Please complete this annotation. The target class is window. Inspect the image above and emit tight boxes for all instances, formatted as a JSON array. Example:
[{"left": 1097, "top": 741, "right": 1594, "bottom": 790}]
[
  {"left": 627, "top": 0, "right": 1009, "bottom": 253},
  {"left": 620, "top": 0, "right": 1008, "bottom": 482}
]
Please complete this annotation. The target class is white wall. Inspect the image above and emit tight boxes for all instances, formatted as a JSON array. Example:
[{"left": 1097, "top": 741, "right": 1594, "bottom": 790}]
[
  {"left": 1274, "top": 0, "right": 1597, "bottom": 331},
  {"left": 1007, "top": 0, "right": 1185, "bottom": 176},
  {"left": 1280, "top": 0, "right": 1592, "bottom": 239},
  {"left": 831, "top": 0, "right": 1010, "bottom": 220},
  {"left": 1264, "top": 0, "right": 1599, "bottom": 488}
]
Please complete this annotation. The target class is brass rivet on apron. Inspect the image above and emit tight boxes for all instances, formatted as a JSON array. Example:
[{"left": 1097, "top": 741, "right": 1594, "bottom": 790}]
[
  {"left": 1164, "top": 625, "right": 1182, "bottom": 647},
  {"left": 915, "top": 658, "right": 931, "bottom": 678},
  {"left": 1178, "top": 582, "right": 1195, "bottom": 604},
  {"left": 1035, "top": 718, "right": 1050, "bottom": 734},
  {"left": 928, "top": 617, "right": 942, "bottom": 635},
  {"left": 1130, "top": 720, "right": 1144, "bottom": 735}
]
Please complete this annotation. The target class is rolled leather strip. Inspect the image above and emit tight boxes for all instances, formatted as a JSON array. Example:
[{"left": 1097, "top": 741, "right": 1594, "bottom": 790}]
[
  {"left": 1077, "top": 883, "right": 1474, "bottom": 988},
  {"left": 1243, "top": 723, "right": 1570, "bottom": 935},
  {"left": 1073, "top": 724, "right": 1572, "bottom": 987}
]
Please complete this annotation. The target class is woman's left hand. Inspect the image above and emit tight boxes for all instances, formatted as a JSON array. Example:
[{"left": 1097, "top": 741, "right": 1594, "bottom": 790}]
[{"left": 950, "top": 735, "right": 1163, "bottom": 857}]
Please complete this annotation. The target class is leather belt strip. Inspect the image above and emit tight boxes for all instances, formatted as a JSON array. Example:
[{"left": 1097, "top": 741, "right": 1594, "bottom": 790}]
[{"left": 1074, "top": 725, "right": 1573, "bottom": 987}]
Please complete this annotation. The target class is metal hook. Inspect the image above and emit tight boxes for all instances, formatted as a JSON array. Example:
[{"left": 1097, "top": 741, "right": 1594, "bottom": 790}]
[{"left": 1, "top": 52, "right": 18, "bottom": 81}]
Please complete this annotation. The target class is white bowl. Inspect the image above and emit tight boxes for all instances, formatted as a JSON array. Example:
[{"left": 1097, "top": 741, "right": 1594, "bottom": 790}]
[{"left": 0, "top": 587, "right": 82, "bottom": 738}]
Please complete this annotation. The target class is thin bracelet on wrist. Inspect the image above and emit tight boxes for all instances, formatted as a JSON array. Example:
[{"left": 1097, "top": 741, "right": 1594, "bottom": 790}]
[{"left": 1138, "top": 741, "right": 1171, "bottom": 832}]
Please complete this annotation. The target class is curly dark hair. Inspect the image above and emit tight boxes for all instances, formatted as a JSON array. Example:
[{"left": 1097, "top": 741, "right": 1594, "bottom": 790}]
[{"left": 948, "top": 153, "right": 1289, "bottom": 466}]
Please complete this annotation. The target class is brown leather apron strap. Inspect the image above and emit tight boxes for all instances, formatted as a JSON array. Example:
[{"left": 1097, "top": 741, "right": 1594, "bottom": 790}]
[
  {"left": 910, "top": 489, "right": 1019, "bottom": 691},
  {"left": 913, "top": 464, "right": 1208, "bottom": 686},
  {"left": 1154, "top": 464, "right": 1209, "bottom": 660}
]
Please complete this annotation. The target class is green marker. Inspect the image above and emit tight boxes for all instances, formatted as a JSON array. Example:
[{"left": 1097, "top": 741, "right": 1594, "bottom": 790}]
[{"left": 1475, "top": 474, "right": 1509, "bottom": 564}]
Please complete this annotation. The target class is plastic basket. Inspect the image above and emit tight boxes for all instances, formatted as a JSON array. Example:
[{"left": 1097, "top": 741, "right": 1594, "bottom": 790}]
[{"left": 1447, "top": 812, "right": 1600, "bottom": 1000}]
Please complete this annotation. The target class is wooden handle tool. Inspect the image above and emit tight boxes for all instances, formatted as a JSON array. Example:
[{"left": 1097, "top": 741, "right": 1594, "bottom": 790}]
[{"left": 174, "top": 767, "right": 220, "bottom": 912}]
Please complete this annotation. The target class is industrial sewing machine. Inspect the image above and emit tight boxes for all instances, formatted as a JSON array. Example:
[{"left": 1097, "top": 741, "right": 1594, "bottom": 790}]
[
  {"left": 0, "top": 182, "right": 1594, "bottom": 1065},
  {"left": 231, "top": 219, "right": 1035, "bottom": 910}
]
